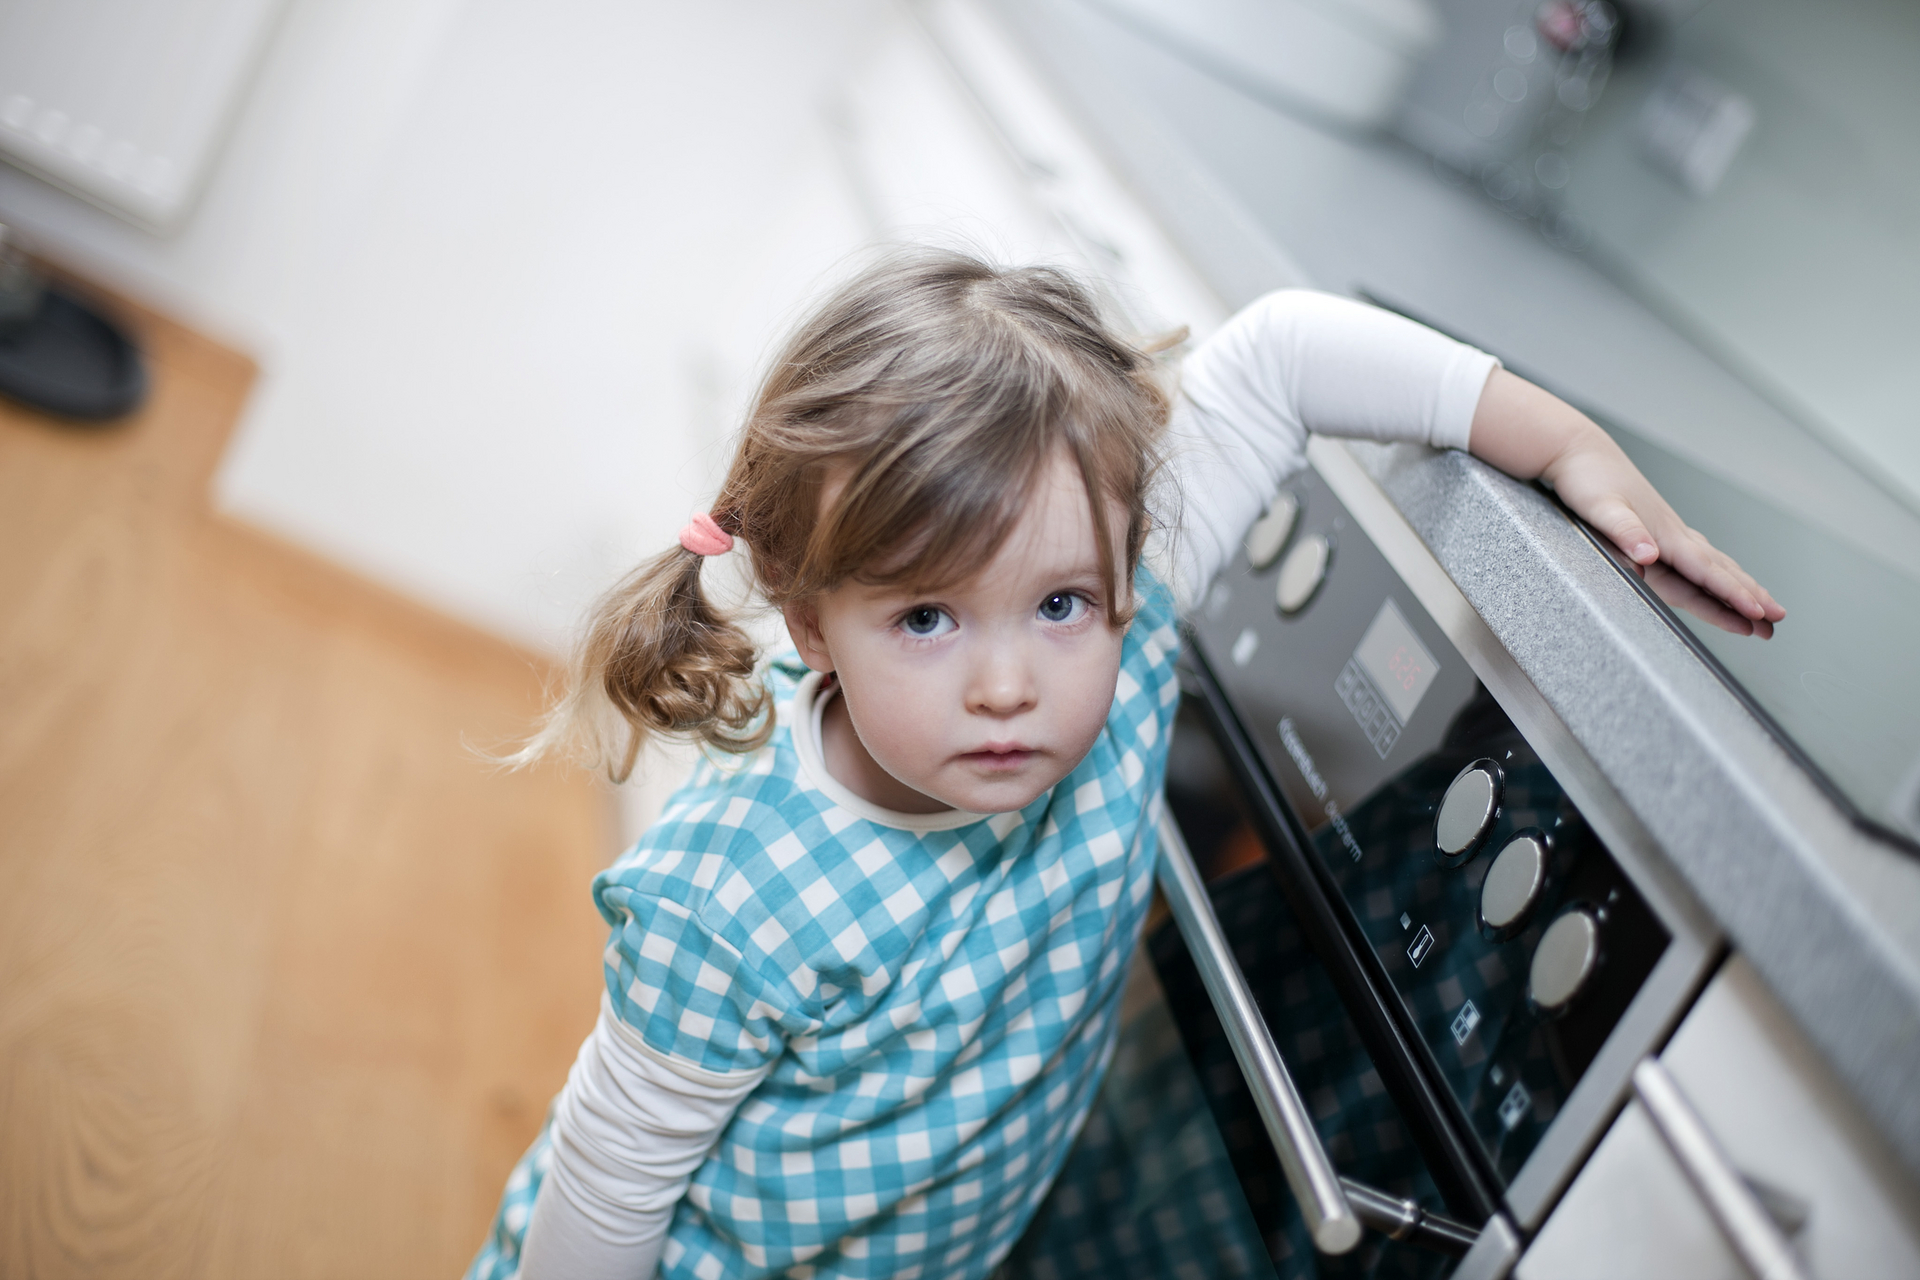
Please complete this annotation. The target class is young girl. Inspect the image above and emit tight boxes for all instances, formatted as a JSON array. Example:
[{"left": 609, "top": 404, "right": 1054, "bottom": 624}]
[{"left": 470, "top": 250, "right": 1778, "bottom": 1280}]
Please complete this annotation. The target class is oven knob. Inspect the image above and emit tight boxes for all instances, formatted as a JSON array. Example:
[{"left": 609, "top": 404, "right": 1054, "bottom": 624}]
[
  {"left": 1245, "top": 490, "right": 1300, "bottom": 570},
  {"left": 1275, "top": 532, "right": 1331, "bottom": 614},
  {"left": 1435, "top": 760, "right": 1501, "bottom": 857},
  {"left": 1529, "top": 908, "right": 1602, "bottom": 1013},
  {"left": 1481, "top": 833, "right": 1547, "bottom": 932}
]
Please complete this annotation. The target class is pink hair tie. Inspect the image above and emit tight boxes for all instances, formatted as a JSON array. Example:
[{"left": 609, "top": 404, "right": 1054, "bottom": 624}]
[{"left": 678, "top": 511, "right": 734, "bottom": 557}]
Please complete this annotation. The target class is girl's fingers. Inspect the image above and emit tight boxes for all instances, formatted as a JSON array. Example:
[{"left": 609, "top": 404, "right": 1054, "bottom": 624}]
[
  {"left": 1685, "top": 533, "right": 1778, "bottom": 619},
  {"left": 1547, "top": 433, "right": 1784, "bottom": 626},
  {"left": 1643, "top": 561, "right": 1765, "bottom": 636},
  {"left": 1659, "top": 524, "right": 1783, "bottom": 622},
  {"left": 1585, "top": 496, "right": 1660, "bottom": 566},
  {"left": 1593, "top": 488, "right": 1784, "bottom": 624},
  {"left": 1663, "top": 533, "right": 1754, "bottom": 617}
]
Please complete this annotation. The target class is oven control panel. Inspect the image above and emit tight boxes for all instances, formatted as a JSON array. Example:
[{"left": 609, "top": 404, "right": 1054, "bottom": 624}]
[{"left": 1188, "top": 464, "right": 1671, "bottom": 1189}]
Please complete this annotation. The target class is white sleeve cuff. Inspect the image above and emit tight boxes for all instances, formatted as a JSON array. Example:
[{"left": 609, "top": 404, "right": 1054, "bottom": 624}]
[
  {"left": 1431, "top": 343, "right": 1500, "bottom": 454},
  {"left": 518, "top": 997, "right": 771, "bottom": 1280}
]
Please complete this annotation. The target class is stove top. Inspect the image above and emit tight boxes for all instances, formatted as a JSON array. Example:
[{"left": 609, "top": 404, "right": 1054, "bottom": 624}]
[{"left": 1596, "top": 419, "right": 1920, "bottom": 854}]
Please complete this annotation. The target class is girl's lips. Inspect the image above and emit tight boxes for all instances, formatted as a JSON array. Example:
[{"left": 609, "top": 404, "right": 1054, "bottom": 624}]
[{"left": 961, "top": 745, "right": 1037, "bottom": 771}]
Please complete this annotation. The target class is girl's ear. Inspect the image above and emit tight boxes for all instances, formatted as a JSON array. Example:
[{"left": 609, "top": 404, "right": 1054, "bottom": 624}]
[{"left": 782, "top": 600, "right": 835, "bottom": 674}]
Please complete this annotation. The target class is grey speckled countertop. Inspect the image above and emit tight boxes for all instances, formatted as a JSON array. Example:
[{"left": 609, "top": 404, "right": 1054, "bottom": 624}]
[{"left": 982, "top": 0, "right": 1920, "bottom": 1180}]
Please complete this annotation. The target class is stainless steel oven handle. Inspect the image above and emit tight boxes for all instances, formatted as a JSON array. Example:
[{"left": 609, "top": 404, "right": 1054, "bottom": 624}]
[
  {"left": 1154, "top": 810, "right": 1364, "bottom": 1254},
  {"left": 1631, "top": 1059, "right": 1810, "bottom": 1280},
  {"left": 1340, "top": 1177, "right": 1481, "bottom": 1257}
]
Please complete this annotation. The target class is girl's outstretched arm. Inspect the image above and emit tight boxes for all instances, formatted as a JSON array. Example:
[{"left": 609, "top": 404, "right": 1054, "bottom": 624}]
[
  {"left": 1467, "top": 369, "right": 1785, "bottom": 635},
  {"left": 1166, "top": 290, "right": 1782, "bottom": 635}
]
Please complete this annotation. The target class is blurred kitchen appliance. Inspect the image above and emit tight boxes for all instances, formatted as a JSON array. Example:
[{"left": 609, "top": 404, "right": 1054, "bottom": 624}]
[
  {"left": 1394, "top": 0, "right": 1621, "bottom": 246},
  {"left": 1076, "top": 0, "right": 1445, "bottom": 130},
  {"left": 0, "top": 0, "right": 289, "bottom": 228},
  {"left": 1396, "top": 0, "right": 1619, "bottom": 169},
  {"left": 1392, "top": 0, "right": 1920, "bottom": 517}
]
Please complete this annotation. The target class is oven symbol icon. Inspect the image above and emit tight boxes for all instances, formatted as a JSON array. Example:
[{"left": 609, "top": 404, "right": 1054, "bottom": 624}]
[
  {"left": 1499, "top": 1080, "right": 1532, "bottom": 1131},
  {"left": 1407, "top": 924, "right": 1436, "bottom": 968},
  {"left": 1451, "top": 1000, "right": 1481, "bottom": 1045}
]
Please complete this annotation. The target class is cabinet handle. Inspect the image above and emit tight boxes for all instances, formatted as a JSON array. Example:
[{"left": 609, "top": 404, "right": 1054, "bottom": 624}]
[
  {"left": 1155, "top": 809, "right": 1363, "bottom": 1254},
  {"left": 1632, "top": 1059, "right": 1810, "bottom": 1280}
]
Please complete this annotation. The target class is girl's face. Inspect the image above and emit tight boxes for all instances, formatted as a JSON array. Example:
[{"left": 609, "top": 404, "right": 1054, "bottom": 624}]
[{"left": 784, "top": 448, "right": 1132, "bottom": 816}]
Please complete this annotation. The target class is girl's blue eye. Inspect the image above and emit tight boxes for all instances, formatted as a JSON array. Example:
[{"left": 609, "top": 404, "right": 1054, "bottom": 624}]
[
  {"left": 1039, "top": 592, "right": 1085, "bottom": 624},
  {"left": 901, "top": 606, "right": 953, "bottom": 637}
]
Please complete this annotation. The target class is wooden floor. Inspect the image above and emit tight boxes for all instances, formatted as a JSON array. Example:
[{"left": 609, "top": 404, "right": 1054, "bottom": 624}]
[{"left": 0, "top": 289, "right": 615, "bottom": 1277}]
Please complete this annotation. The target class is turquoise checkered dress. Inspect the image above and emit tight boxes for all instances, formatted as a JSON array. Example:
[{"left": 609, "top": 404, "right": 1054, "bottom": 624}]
[{"left": 469, "top": 570, "right": 1181, "bottom": 1280}]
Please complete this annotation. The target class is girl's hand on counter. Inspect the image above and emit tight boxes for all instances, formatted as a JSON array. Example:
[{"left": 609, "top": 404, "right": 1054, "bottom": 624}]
[{"left": 1467, "top": 369, "right": 1786, "bottom": 637}]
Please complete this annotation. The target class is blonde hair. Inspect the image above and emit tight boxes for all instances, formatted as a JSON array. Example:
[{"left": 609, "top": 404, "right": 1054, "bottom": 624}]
[{"left": 535, "top": 249, "right": 1177, "bottom": 781}]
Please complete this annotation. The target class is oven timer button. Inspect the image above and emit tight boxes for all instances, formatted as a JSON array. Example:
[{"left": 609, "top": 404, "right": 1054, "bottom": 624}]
[
  {"left": 1435, "top": 759, "right": 1503, "bottom": 860},
  {"left": 1529, "top": 907, "right": 1602, "bottom": 1014},
  {"left": 1480, "top": 831, "right": 1548, "bottom": 936},
  {"left": 1275, "top": 532, "right": 1332, "bottom": 615}
]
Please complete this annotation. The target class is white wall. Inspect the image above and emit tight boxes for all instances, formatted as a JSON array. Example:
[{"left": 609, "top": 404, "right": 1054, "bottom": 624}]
[
  {"left": 1, "top": 0, "right": 1219, "bottom": 654},
  {"left": 5, "top": 0, "right": 890, "bottom": 650},
  {"left": 0, "top": 0, "right": 1224, "bottom": 838}
]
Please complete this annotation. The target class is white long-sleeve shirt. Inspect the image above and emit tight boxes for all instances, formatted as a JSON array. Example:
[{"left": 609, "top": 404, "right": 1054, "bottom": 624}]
[{"left": 512, "top": 290, "right": 1498, "bottom": 1280}]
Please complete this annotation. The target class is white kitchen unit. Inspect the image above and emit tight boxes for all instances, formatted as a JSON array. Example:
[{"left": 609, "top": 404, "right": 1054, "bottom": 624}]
[
  {"left": 1519, "top": 956, "right": 1920, "bottom": 1279},
  {"left": 0, "top": 0, "right": 290, "bottom": 228}
]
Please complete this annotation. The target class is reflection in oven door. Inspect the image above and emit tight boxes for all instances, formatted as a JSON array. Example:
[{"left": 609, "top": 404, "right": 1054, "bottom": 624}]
[
  {"left": 999, "top": 945, "right": 1278, "bottom": 1279},
  {"left": 1152, "top": 779, "right": 1454, "bottom": 1277},
  {"left": 1156, "top": 681, "right": 1503, "bottom": 1279}
]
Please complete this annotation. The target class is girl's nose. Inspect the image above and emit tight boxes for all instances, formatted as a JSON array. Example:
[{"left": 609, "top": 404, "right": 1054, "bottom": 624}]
[{"left": 965, "top": 643, "right": 1038, "bottom": 717}]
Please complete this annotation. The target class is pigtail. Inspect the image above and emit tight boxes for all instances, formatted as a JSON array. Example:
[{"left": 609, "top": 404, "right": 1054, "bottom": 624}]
[{"left": 515, "top": 536, "right": 770, "bottom": 782}]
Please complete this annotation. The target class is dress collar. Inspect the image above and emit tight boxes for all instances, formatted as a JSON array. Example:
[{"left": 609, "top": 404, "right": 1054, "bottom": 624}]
[{"left": 788, "top": 670, "right": 993, "bottom": 833}]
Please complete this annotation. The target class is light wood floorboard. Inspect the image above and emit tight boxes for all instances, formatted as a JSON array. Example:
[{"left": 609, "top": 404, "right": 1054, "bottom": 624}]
[{"left": 0, "top": 284, "right": 613, "bottom": 1278}]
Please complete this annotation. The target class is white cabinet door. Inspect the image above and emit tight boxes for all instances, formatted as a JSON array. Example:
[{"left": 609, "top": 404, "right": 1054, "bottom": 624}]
[{"left": 1517, "top": 955, "right": 1920, "bottom": 1279}]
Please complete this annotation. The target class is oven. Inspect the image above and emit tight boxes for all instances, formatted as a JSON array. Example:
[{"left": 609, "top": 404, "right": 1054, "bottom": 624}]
[
  {"left": 1144, "top": 436, "right": 1721, "bottom": 1276},
  {"left": 915, "top": 7, "right": 1920, "bottom": 1270}
]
